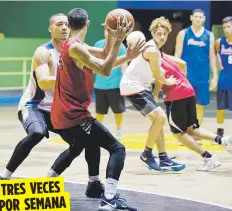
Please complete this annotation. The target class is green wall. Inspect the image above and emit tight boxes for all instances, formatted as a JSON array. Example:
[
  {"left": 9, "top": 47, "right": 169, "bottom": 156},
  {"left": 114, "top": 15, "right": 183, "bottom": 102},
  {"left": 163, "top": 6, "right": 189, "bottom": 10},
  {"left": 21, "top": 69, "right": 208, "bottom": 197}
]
[
  {"left": 0, "top": 1, "right": 117, "bottom": 44},
  {"left": 0, "top": 38, "right": 47, "bottom": 88},
  {"left": 0, "top": 1, "right": 117, "bottom": 89}
]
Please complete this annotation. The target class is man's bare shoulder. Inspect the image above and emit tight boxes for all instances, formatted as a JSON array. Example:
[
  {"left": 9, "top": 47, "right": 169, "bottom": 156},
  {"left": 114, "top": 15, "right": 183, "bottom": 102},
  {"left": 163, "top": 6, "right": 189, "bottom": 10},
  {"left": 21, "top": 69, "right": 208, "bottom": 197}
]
[{"left": 33, "top": 46, "right": 51, "bottom": 65}]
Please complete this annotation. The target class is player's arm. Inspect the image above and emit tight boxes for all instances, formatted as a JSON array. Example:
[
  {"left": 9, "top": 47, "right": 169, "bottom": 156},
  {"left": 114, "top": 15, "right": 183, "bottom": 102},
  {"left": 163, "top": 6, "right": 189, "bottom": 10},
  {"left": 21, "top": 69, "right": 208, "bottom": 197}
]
[
  {"left": 209, "top": 32, "right": 218, "bottom": 90},
  {"left": 152, "top": 81, "right": 162, "bottom": 102},
  {"left": 86, "top": 39, "right": 144, "bottom": 68},
  {"left": 144, "top": 47, "right": 176, "bottom": 85},
  {"left": 174, "top": 30, "right": 185, "bottom": 58},
  {"left": 121, "top": 62, "right": 128, "bottom": 73},
  {"left": 69, "top": 39, "right": 124, "bottom": 77},
  {"left": 165, "top": 54, "right": 187, "bottom": 75},
  {"left": 85, "top": 33, "right": 115, "bottom": 59},
  {"left": 33, "top": 47, "right": 56, "bottom": 90},
  {"left": 215, "top": 38, "right": 223, "bottom": 69}
]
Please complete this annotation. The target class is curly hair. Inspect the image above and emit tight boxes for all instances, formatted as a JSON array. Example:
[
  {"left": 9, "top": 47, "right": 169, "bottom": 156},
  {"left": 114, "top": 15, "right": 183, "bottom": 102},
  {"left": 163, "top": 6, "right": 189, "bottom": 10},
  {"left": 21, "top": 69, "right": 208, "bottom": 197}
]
[{"left": 149, "top": 17, "right": 172, "bottom": 34}]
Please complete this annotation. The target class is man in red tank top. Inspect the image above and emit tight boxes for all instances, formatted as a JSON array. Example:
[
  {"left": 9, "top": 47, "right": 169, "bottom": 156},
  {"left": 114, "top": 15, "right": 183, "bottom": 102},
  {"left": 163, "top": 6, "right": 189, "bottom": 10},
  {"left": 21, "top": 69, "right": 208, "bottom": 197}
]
[
  {"left": 50, "top": 8, "right": 145, "bottom": 210},
  {"left": 151, "top": 17, "right": 232, "bottom": 171}
]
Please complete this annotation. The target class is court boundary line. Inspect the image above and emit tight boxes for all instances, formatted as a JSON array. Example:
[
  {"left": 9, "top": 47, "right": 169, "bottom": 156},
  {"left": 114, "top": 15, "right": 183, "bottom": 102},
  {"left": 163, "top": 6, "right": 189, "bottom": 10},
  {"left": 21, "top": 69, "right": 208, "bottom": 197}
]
[{"left": 13, "top": 174, "right": 232, "bottom": 210}]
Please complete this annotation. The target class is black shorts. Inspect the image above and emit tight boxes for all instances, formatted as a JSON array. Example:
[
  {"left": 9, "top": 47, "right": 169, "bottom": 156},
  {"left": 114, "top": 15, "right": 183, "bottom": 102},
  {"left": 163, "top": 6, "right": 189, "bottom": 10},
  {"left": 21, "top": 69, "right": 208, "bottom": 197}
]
[
  {"left": 165, "top": 96, "right": 199, "bottom": 134},
  {"left": 18, "top": 107, "right": 58, "bottom": 138},
  {"left": 94, "top": 88, "right": 125, "bottom": 114},
  {"left": 126, "top": 90, "right": 159, "bottom": 116}
]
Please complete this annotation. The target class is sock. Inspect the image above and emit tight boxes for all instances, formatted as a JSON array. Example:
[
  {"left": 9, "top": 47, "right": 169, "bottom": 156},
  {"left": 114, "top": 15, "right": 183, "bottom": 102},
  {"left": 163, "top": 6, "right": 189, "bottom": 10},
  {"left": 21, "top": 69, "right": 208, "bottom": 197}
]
[
  {"left": 159, "top": 152, "right": 168, "bottom": 160},
  {"left": 215, "top": 136, "right": 222, "bottom": 145},
  {"left": 47, "top": 169, "right": 59, "bottom": 177},
  {"left": 89, "top": 175, "right": 99, "bottom": 182},
  {"left": 143, "top": 147, "right": 152, "bottom": 157},
  {"left": 217, "top": 123, "right": 223, "bottom": 129},
  {"left": 104, "top": 178, "right": 118, "bottom": 200},
  {"left": 2, "top": 169, "right": 13, "bottom": 179},
  {"left": 202, "top": 151, "right": 212, "bottom": 158}
]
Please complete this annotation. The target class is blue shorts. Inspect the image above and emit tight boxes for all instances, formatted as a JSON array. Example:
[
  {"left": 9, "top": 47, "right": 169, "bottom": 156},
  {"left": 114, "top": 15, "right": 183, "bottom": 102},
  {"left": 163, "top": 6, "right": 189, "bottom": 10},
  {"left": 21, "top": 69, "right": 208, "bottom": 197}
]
[
  {"left": 217, "top": 89, "right": 232, "bottom": 111},
  {"left": 192, "top": 83, "right": 210, "bottom": 106}
]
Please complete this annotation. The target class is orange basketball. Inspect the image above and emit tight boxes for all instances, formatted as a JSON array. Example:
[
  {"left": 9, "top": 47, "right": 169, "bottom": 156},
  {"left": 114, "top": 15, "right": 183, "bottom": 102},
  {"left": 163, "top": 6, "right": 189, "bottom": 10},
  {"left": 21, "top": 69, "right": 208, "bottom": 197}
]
[{"left": 105, "top": 8, "right": 135, "bottom": 30}]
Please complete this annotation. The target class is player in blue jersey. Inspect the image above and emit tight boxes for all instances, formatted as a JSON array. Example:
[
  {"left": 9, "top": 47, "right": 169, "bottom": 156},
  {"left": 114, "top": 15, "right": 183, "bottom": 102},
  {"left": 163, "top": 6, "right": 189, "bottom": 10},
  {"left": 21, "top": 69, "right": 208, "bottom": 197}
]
[
  {"left": 175, "top": 9, "right": 218, "bottom": 132},
  {"left": 215, "top": 17, "right": 232, "bottom": 137}
]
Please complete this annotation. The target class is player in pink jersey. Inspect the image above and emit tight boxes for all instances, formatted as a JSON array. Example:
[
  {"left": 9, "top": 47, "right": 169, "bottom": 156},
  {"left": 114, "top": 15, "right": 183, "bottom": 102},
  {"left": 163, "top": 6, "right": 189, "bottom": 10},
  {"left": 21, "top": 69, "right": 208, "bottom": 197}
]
[
  {"left": 149, "top": 17, "right": 232, "bottom": 171},
  {"left": 50, "top": 8, "right": 145, "bottom": 211}
]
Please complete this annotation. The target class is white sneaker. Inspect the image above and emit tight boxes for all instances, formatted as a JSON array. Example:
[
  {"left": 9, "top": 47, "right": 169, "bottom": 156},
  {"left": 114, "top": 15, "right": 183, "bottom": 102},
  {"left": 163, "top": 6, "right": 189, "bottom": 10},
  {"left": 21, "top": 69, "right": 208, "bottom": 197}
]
[
  {"left": 196, "top": 156, "right": 221, "bottom": 171},
  {"left": 221, "top": 136, "right": 232, "bottom": 155},
  {"left": 115, "top": 130, "right": 123, "bottom": 140}
]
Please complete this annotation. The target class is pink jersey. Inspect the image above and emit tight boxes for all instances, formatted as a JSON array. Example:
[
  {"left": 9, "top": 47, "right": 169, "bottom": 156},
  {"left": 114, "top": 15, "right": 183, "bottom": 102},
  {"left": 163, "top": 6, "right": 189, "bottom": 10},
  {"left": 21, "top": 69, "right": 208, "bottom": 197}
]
[
  {"left": 161, "top": 53, "right": 195, "bottom": 102},
  {"left": 51, "top": 38, "right": 93, "bottom": 129}
]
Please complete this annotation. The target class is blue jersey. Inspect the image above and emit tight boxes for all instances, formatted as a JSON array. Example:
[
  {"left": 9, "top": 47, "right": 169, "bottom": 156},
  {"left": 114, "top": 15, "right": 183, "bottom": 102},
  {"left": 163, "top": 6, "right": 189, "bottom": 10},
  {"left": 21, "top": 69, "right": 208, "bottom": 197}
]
[
  {"left": 181, "top": 27, "right": 210, "bottom": 86},
  {"left": 218, "top": 37, "right": 232, "bottom": 90},
  {"left": 94, "top": 39, "right": 127, "bottom": 90}
]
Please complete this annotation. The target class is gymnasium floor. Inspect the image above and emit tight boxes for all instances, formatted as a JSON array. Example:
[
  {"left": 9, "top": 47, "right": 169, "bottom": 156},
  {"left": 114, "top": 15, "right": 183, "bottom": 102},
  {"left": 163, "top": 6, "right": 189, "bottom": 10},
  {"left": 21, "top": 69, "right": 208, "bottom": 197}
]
[{"left": 0, "top": 95, "right": 232, "bottom": 210}]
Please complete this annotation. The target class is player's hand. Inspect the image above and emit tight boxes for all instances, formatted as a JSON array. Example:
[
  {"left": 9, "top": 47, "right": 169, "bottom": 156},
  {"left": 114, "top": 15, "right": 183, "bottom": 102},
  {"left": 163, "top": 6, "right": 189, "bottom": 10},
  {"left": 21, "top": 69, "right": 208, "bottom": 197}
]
[
  {"left": 165, "top": 75, "right": 178, "bottom": 86},
  {"left": 210, "top": 77, "right": 217, "bottom": 91},
  {"left": 126, "top": 38, "right": 146, "bottom": 60},
  {"left": 106, "top": 17, "right": 133, "bottom": 41}
]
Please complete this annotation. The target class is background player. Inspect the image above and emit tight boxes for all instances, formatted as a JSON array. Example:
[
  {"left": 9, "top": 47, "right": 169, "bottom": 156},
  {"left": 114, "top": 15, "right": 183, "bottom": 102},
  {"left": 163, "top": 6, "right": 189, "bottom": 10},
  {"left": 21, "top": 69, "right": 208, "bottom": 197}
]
[
  {"left": 94, "top": 30, "right": 127, "bottom": 140},
  {"left": 149, "top": 17, "right": 232, "bottom": 171},
  {"left": 48, "top": 8, "right": 144, "bottom": 211},
  {"left": 120, "top": 25, "right": 185, "bottom": 172},
  {"left": 215, "top": 16, "right": 232, "bottom": 137},
  {"left": 175, "top": 9, "right": 218, "bottom": 131}
]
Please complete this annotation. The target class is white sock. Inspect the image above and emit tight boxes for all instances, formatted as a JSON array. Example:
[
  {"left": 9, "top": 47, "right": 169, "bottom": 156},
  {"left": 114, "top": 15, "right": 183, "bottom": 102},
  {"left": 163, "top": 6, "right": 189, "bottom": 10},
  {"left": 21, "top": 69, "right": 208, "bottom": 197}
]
[
  {"left": 104, "top": 178, "right": 118, "bottom": 200},
  {"left": 2, "top": 169, "right": 13, "bottom": 179},
  {"left": 89, "top": 175, "right": 99, "bottom": 182},
  {"left": 47, "top": 169, "right": 59, "bottom": 177},
  {"left": 217, "top": 123, "right": 223, "bottom": 129}
]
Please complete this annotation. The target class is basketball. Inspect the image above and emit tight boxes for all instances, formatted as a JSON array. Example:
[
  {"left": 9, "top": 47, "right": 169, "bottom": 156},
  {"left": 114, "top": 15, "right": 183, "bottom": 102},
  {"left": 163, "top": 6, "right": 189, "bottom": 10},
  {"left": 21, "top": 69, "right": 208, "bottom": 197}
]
[{"left": 105, "top": 8, "right": 135, "bottom": 30}]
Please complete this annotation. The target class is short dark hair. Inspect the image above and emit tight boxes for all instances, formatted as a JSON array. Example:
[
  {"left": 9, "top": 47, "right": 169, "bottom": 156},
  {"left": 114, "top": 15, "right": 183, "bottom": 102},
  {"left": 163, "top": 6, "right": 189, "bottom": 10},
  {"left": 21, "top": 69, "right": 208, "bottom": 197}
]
[
  {"left": 222, "top": 16, "right": 232, "bottom": 24},
  {"left": 67, "top": 8, "right": 88, "bottom": 30},
  {"left": 192, "top": 9, "right": 205, "bottom": 16},
  {"left": 49, "top": 13, "right": 66, "bottom": 25}
]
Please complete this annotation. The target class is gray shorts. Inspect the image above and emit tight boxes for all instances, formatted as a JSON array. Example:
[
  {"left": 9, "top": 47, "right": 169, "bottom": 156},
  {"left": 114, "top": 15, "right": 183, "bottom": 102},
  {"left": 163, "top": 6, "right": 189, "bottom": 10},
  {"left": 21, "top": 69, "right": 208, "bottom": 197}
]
[
  {"left": 126, "top": 90, "right": 159, "bottom": 116},
  {"left": 18, "top": 107, "right": 58, "bottom": 138}
]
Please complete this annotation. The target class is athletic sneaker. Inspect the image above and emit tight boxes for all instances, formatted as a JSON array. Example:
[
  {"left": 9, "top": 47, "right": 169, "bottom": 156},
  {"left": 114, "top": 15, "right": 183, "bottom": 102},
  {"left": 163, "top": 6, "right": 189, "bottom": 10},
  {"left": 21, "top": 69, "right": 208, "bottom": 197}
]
[
  {"left": 115, "top": 130, "right": 123, "bottom": 140},
  {"left": 196, "top": 156, "right": 221, "bottom": 171},
  {"left": 221, "top": 136, "right": 232, "bottom": 155},
  {"left": 85, "top": 180, "right": 105, "bottom": 198},
  {"left": 217, "top": 128, "right": 224, "bottom": 137},
  {"left": 160, "top": 157, "right": 186, "bottom": 171},
  {"left": 140, "top": 152, "right": 164, "bottom": 171},
  {"left": 99, "top": 194, "right": 137, "bottom": 211},
  {"left": 0, "top": 175, "right": 7, "bottom": 180}
]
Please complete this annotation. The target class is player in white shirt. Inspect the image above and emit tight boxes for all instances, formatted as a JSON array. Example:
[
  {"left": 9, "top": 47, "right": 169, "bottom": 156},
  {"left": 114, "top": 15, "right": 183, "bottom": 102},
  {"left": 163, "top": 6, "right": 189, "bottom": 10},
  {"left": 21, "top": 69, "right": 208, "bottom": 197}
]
[{"left": 120, "top": 17, "right": 185, "bottom": 171}]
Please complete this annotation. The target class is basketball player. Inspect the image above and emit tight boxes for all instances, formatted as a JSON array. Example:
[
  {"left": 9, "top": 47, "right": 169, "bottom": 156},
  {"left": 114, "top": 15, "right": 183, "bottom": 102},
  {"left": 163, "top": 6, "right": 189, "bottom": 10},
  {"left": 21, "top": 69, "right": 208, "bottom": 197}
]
[
  {"left": 175, "top": 9, "right": 218, "bottom": 128},
  {"left": 148, "top": 17, "right": 232, "bottom": 171},
  {"left": 215, "top": 17, "right": 232, "bottom": 137},
  {"left": 120, "top": 20, "right": 186, "bottom": 172},
  {"left": 48, "top": 8, "right": 144, "bottom": 210}
]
